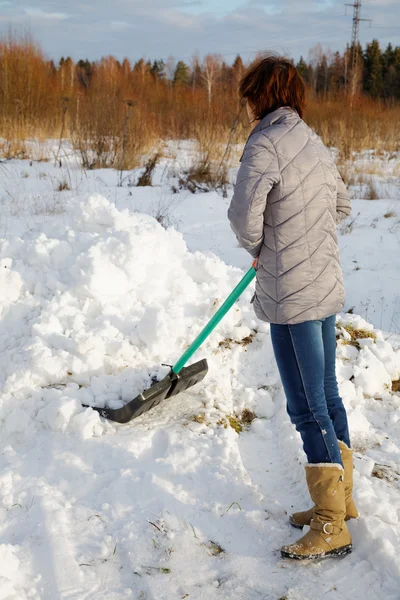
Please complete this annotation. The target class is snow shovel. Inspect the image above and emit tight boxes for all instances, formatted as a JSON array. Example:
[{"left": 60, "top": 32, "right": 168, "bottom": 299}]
[{"left": 87, "top": 261, "right": 257, "bottom": 423}]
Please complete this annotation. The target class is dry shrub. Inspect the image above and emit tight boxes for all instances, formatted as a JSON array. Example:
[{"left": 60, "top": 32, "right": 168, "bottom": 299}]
[
  {"left": 306, "top": 96, "right": 400, "bottom": 160},
  {"left": 136, "top": 152, "right": 161, "bottom": 186},
  {"left": 70, "top": 93, "right": 157, "bottom": 170},
  {"left": 178, "top": 159, "right": 229, "bottom": 195},
  {"left": 366, "top": 178, "right": 380, "bottom": 200},
  {"left": 0, "top": 32, "right": 59, "bottom": 145},
  {"left": 177, "top": 108, "right": 246, "bottom": 195},
  {"left": 193, "top": 119, "right": 230, "bottom": 163},
  {"left": 57, "top": 180, "right": 71, "bottom": 191},
  {"left": 0, "top": 135, "right": 27, "bottom": 160}
]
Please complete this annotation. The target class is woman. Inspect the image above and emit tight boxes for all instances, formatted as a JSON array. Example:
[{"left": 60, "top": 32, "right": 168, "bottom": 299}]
[{"left": 228, "top": 56, "right": 358, "bottom": 560}]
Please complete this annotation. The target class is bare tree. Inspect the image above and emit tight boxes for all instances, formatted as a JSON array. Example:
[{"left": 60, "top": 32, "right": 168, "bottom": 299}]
[
  {"left": 308, "top": 43, "right": 324, "bottom": 96},
  {"left": 201, "top": 54, "right": 222, "bottom": 104},
  {"left": 165, "top": 55, "right": 176, "bottom": 82}
]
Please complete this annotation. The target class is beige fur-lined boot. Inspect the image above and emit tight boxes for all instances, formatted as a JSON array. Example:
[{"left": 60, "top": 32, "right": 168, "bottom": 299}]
[
  {"left": 281, "top": 463, "right": 352, "bottom": 560},
  {"left": 289, "top": 441, "right": 358, "bottom": 529}
]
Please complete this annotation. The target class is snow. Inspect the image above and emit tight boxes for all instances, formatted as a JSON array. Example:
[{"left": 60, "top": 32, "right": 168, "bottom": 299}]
[{"left": 0, "top": 142, "right": 399, "bottom": 599}]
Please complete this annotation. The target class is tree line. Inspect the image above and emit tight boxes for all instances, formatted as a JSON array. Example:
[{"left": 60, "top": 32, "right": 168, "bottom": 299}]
[
  {"left": 0, "top": 33, "right": 399, "bottom": 167},
  {"left": 56, "top": 39, "right": 399, "bottom": 101},
  {"left": 297, "top": 40, "right": 400, "bottom": 100}
]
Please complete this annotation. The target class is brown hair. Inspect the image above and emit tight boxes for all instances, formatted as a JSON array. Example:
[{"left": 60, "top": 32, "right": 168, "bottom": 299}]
[{"left": 239, "top": 55, "right": 306, "bottom": 120}]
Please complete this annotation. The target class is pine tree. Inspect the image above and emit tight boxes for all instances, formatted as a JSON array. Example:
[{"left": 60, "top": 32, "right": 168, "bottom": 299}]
[
  {"left": 296, "top": 57, "right": 310, "bottom": 84},
  {"left": 296, "top": 56, "right": 308, "bottom": 79},
  {"left": 232, "top": 55, "right": 244, "bottom": 74},
  {"left": 77, "top": 59, "right": 92, "bottom": 89},
  {"left": 150, "top": 59, "right": 165, "bottom": 80},
  {"left": 315, "top": 53, "right": 329, "bottom": 97},
  {"left": 363, "top": 39, "right": 383, "bottom": 98},
  {"left": 329, "top": 52, "right": 345, "bottom": 96},
  {"left": 383, "top": 43, "right": 395, "bottom": 72},
  {"left": 173, "top": 61, "right": 189, "bottom": 86},
  {"left": 393, "top": 46, "right": 400, "bottom": 98},
  {"left": 382, "top": 43, "right": 398, "bottom": 98}
]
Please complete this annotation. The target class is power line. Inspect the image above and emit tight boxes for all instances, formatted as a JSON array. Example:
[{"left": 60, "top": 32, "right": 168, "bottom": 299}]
[{"left": 171, "top": 25, "right": 352, "bottom": 63}]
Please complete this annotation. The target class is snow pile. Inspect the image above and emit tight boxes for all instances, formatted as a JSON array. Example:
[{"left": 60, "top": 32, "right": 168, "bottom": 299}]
[
  {"left": 335, "top": 314, "right": 400, "bottom": 453},
  {"left": 0, "top": 194, "right": 273, "bottom": 438},
  {"left": 0, "top": 193, "right": 399, "bottom": 599},
  {"left": 337, "top": 314, "right": 400, "bottom": 395}
]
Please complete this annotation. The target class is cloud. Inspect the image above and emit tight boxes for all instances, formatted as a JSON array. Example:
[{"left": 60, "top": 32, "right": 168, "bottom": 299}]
[
  {"left": 0, "top": 0, "right": 397, "bottom": 62},
  {"left": 135, "top": 7, "right": 198, "bottom": 29},
  {"left": 367, "top": 0, "right": 399, "bottom": 4},
  {"left": 24, "top": 8, "right": 71, "bottom": 20},
  {"left": 174, "top": 0, "right": 205, "bottom": 7}
]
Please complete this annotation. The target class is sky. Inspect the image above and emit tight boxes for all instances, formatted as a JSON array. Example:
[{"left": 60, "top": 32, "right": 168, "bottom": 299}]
[{"left": 0, "top": 0, "right": 398, "bottom": 65}]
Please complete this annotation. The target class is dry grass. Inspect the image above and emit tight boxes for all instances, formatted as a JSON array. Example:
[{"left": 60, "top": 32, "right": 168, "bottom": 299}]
[
  {"left": 354, "top": 163, "right": 386, "bottom": 176},
  {"left": 218, "top": 333, "right": 256, "bottom": 350},
  {"left": 241, "top": 408, "right": 257, "bottom": 425},
  {"left": 205, "top": 541, "right": 225, "bottom": 556},
  {"left": 365, "top": 178, "right": 380, "bottom": 200},
  {"left": 178, "top": 159, "right": 229, "bottom": 195},
  {"left": 338, "top": 324, "right": 377, "bottom": 350},
  {"left": 306, "top": 97, "right": 400, "bottom": 160},
  {"left": 216, "top": 415, "right": 243, "bottom": 433},
  {"left": 372, "top": 463, "right": 399, "bottom": 482},
  {"left": 136, "top": 152, "right": 161, "bottom": 186},
  {"left": 344, "top": 325, "right": 377, "bottom": 342},
  {"left": 216, "top": 409, "right": 257, "bottom": 434},
  {"left": 227, "top": 415, "right": 243, "bottom": 434},
  {"left": 338, "top": 167, "right": 384, "bottom": 200},
  {"left": 0, "top": 137, "right": 28, "bottom": 160},
  {"left": 57, "top": 180, "right": 71, "bottom": 192},
  {"left": 392, "top": 380, "right": 400, "bottom": 393},
  {"left": 190, "top": 414, "right": 210, "bottom": 426}
]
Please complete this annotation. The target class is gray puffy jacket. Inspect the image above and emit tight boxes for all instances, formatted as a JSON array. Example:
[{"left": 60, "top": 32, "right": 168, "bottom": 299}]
[{"left": 228, "top": 107, "right": 351, "bottom": 325}]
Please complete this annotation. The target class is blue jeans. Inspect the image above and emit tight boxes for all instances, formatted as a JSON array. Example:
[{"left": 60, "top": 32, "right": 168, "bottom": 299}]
[{"left": 270, "top": 315, "right": 350, "bottom": 465}]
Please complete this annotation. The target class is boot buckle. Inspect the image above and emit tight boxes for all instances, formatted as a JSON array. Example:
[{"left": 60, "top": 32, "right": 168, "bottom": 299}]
[{"left": 322, "top": 522, "right": 334, "bottom": 535}]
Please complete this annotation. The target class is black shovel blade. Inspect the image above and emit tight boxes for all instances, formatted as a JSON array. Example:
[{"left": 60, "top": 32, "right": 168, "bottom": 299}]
[
  {"left": 167, "top": 359, "right": 208, "bottom": 398},
  {"left": 85, "top": 359, "right": 208, "bottom": 424}
]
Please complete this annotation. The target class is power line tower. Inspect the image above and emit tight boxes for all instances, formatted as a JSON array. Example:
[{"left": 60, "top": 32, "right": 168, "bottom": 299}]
[
  {"left": 345, "top": 1, "right": 372, "bottom": 70},
  {"left": 345, "top": 1, "right": 372, "bottom": 101}
]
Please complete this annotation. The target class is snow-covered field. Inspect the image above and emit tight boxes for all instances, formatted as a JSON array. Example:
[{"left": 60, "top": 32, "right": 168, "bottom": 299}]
[{"left": 0, "top": 142, "right": 399, "bottom": 599}]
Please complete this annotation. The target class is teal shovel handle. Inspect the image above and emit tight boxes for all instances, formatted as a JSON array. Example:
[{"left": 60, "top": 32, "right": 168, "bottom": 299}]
[{"left": 172, "top": 262, "right": 257, "bottom": 374}]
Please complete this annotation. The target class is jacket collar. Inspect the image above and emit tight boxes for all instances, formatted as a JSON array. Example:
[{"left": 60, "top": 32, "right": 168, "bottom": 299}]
[{"left": 248, "top": 107, "right": 299, "bottom": 139}]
